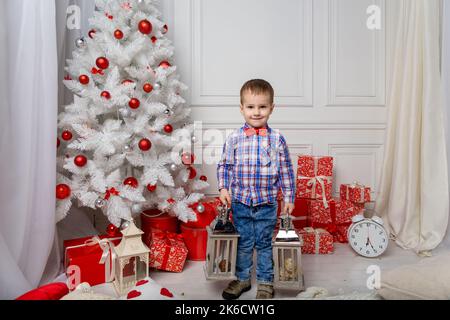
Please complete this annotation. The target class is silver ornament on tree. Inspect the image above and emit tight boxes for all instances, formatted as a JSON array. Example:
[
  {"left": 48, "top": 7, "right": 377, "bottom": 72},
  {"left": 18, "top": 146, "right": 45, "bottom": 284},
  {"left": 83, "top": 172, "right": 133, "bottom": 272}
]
[
  {"left": 196, "top": 203, "right": 205, "bottom": 213},
  {"left": 131, "top": 203, "right": 143, "bottom": 215},
  {"left": 164, "top": 109, "right": 171, "bottom": 115},
  {"left": 170, "top": 164, "right": 177, "bottom": 171},
  {"left": 95, "top": 197, "right": 106, "bottom": 208},
  {"left": 120, "top": 219, "right": 131, "bottom": 230},
  {"left": 75, "top": 37, "right": 87, "bottom": 49},
  {"left": 119, "top": 108, "right": 132, "bottom": 118},
  {"left": 191, "top": 136, "right": 197, "bottom": 143},
  {"left": 153, "top": 82, "right": 161, "bottom": 90},
  {"left": 123, "top": 144, "right": 132, "bottom": 152}
]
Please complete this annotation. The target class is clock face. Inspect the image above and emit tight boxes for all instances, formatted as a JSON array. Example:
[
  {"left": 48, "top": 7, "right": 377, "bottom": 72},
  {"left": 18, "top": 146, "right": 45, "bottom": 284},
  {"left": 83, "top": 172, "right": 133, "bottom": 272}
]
[{"left": 348, "top": 220, "right": 388, "bottom": 258}]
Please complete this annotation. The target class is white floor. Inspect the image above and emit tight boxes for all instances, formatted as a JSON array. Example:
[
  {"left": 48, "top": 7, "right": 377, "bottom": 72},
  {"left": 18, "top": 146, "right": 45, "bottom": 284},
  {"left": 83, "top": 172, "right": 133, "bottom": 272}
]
[{"left": 148, "top": 242, "right": 449, "bottom": 300}]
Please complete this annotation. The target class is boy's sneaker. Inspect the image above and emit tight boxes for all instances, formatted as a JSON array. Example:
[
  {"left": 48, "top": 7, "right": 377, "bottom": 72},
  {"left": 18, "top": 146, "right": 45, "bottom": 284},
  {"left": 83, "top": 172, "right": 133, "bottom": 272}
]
[
  {"left": 222, "top": 279, "right": 251, "bottom": 300},
  {"left": 256, "top": 284, "right": 274, "bottom": 299}
]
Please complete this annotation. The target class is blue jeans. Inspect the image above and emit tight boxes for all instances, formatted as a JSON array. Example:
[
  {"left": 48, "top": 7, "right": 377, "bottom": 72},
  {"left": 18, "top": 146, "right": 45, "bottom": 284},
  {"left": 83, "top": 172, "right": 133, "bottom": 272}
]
[{"left": 231, "top": 200, "right": 278, "bottom": 285}]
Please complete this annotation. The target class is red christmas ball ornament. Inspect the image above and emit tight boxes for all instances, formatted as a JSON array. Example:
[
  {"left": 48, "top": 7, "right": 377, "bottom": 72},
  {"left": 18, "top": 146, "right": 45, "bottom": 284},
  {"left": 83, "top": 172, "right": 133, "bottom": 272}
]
[
  {"left": 138, "top": 138, "right": 152, "bottom": 151},
  {"left": 181, "top": 153, "right": 195, "bottom": 165},
  {"left": 167, "top": 198, "right": 176, "bottom": 205},
  {"left": 114, "top": 29, "right": 124, "bottom": 40},
  {"left": 163, "top": 124, "right": 173, "bottom": 134},
  {"left": 88, "top": 29, "right": 96, "bottom": 39},
  {"left": 56, "top": 184, "right": 71, "bottom": 200},
  {"left": 146, "top": 184, "right": 157, "bottom": 192},
  {"left": 74, "top": 155, "right": 88, "bottom": 167},
  {"left": 123, "top": 177, "right": 139, "bottom": 188},
  {"left": 151, "top": 36, "right": 157, "bottom": 44},
  {"left": 162, "top": 24, "right": 168, "bottom": 34},
  {"left": 188, "top": 167, "right": 197, "bottom": 180},
  {"left": 57, "top": 138, "right": 60, "bottom": 148},
  {"left": 200, "top": 175, "right": 208, "bottom": 182},
  {"left": 62, "top": 130, "right": 73, "bottom": 141},
  {"left": 159, "top": 61, "right": 171, "bottom": 69},
  {"left": 79, "top": 74, "right": 90, "bottom": 85},
  {"left": 138, "top": 19, "right": 153, "bottom": 34},
  {"left": 128, "top": 98, "right": 140, "bottom": 109},
  {"left": 143, "top": 83, "right": 153, "bottom": 93},
  {"left": 96, "top": 57, "right": 109, "bottom": 70},
  {"left": 106, "top": 223, "right": 120, "bottom": 236},
  {"left": 101, "top": 91, "right": 111, "bottom": 100}
]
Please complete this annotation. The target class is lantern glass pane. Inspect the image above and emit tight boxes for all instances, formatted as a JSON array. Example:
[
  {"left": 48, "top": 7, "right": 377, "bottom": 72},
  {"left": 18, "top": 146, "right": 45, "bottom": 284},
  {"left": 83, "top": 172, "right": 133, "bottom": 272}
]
[
  {"left": 136, "top": 256, "right": 147, "bottom": 281},
  {"left": 123, "top": 256, "right": 136, "bottom": 283},
  {"left": 279, "top": 248, "right": 298, "bottom": 282}
]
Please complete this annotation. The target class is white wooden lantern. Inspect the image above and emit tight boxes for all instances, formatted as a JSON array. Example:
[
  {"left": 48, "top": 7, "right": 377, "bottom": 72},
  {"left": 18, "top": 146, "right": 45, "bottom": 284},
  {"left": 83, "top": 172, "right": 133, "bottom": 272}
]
[
  {"left": 113, "top": 220, "right": 150, "bottom": 296},
  {"left": 204, "top": 226, "right": 240, "bottom": 280},
  {"left": 272, "top": 215, "right": 305, "bottom": 291}
]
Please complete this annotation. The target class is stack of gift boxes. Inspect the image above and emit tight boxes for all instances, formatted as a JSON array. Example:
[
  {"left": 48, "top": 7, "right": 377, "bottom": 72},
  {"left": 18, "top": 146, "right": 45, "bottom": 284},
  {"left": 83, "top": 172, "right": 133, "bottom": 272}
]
[
  {"left": 64, "top": 197, "right": 221, "bottom": 288},
  {"left": 278, "top": 155, "right": 372, "bottom": 254}
]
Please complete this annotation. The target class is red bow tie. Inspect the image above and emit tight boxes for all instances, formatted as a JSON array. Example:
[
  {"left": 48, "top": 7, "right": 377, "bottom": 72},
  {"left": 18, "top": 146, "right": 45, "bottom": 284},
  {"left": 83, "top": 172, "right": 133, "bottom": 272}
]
[{"left": 245, "top": 127, "right": 267, "bottom": 137}]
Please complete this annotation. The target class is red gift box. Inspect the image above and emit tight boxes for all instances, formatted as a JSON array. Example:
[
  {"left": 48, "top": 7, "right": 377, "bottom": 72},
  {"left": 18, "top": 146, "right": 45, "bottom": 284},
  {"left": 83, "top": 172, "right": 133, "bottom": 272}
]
[
  {"left": 149, "top": 231, "right": 188, "bottom": 272},
  {"left": 340, "top": 183, "right": 371, "bottom": 204},
  {"left": 309, "top": 198, "right": 364, "bottom": 243},
  {"left": 182, "top": 197, "right": 221, "bottom": 229},
  {"left": 296, "top": 155, "right": 333, "bottom": 204},
  {"left": 141, "top": 210, "right": 179, "bottom": 247},
  {"left": 299, "top": 227, "right": 334, "bottom": 254},
  {"left": 64, "top": 235, "right": 122, "bottom": 287}
]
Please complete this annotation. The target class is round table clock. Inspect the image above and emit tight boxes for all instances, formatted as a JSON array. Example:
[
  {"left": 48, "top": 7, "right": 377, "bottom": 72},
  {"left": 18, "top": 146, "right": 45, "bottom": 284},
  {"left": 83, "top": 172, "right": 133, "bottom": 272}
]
[{"left": 347, "top": 214, "right": 389, "bottom": 258}]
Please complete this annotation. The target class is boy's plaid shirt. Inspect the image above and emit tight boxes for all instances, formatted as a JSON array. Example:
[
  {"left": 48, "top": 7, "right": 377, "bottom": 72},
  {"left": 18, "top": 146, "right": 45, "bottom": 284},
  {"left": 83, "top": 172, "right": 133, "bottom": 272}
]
[{"left": 217, "top": 123, "right": 296, "bottom": 206}]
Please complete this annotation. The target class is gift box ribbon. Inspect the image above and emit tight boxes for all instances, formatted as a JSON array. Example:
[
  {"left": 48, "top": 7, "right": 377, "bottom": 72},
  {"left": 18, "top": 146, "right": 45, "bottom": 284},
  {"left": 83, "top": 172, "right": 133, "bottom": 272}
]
[
  {"left": 298, "top": 157, "right": 332, "bottom": 208},
  {"left": 303, "top": 227, "right": 328, "bottom": 254},
  {"left": 152, "top": 231, "right": 184, "bottom": 270},
  {"left": 65, "top": 236, "right": 120, "bottom": 283},
  {"left": 311, "top": 201, "right": 351, "bottom": 243},
  {"left": 344, "top": 182, "right": 367, "bottom": 203}
]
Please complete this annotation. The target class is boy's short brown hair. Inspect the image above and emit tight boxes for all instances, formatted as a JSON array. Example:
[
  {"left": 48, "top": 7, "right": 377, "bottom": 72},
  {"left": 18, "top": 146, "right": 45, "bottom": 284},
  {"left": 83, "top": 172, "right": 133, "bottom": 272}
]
[{"left": 240, "top": 79, "right": 274, "bottom": 104}]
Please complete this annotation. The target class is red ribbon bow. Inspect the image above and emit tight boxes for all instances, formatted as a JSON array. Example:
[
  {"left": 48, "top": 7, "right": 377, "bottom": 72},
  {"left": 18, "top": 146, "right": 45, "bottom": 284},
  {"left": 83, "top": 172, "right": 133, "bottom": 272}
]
[
  {"left": 244, "top": 127, "right": 267, "bottom": 137},
  {"left": 91, "top": 67, "right": 104, "bottom": 75},
  {"left": 104, "top": 187, "right": 120, "bottom": 200},
  {"left": 311, "top": 201, "right": 350, "bottom": 243}
]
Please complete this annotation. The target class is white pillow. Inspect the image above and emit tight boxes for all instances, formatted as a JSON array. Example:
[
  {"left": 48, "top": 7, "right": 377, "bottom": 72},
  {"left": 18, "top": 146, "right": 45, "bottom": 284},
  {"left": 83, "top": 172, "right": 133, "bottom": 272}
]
[{"left": 377, "top": 251, "right": 450, "bottom": 300}]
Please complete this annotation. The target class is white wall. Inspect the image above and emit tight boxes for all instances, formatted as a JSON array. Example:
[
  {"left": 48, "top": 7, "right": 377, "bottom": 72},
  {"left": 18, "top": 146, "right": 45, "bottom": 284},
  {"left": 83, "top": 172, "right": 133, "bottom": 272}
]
[{"left": 167, "top": 0, "right": 399, "bottom": 199}]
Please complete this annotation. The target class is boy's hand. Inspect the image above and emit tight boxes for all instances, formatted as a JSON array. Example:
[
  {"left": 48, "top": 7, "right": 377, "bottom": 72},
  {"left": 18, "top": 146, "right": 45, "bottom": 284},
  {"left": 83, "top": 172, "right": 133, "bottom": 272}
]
[
  {"left": 284, "top": 202, "right": 295, "bottom": 215},
  {"left": 219, "top": 189, "right": 231, "bottom": 207}
]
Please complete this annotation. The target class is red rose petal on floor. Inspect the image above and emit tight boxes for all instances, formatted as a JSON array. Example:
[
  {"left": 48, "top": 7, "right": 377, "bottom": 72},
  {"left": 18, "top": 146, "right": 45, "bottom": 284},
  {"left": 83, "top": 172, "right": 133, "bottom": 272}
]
[
  {"left": 160, "top": 288, "right": 173, "bottom": 298},
  {"left": 136, "top": 280, "right": 149, "bottom": 286},
  {"left": 127, "top": 290, "right": 142, "bottom": 299}
]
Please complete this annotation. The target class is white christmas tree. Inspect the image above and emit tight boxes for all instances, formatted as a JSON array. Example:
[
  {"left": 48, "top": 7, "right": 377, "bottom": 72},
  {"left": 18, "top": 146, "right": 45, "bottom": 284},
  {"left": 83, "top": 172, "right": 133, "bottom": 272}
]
[{"left": 56, "top": 0, "right": 209, "bottom": 226}]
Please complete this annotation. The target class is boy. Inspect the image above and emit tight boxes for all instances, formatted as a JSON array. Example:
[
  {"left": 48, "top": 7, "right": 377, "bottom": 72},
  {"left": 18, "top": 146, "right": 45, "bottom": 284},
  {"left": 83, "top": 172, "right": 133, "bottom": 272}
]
[{"left": 217, "top": 79, "right": 296, "bottom": 299}]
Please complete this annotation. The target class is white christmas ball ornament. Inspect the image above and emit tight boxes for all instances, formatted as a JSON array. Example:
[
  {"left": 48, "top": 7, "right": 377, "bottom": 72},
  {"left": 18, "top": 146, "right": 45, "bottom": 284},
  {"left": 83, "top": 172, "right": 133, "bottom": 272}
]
[
  {"left": 95, "top": 198, "right": 106, "bottom": 208},
  {"left": 170, "top": 164, "right": 177, "bottom": 171},
  {"left": 119, "top": 108, "right": 132, "bottom": 118},
  {"left": 123, "top": 145, "right": 132, "bottom": 152},
  {"left": 120, "top": 219, "right": 131, "bottom": 230},
  {"left": 196, "top": 203, "right": 205, "bottom": 213},
  {"left": 131, "top": 203, "right": 143, "bottom": 214},
  {"left": 75, "top": 37, "right": 87, "bottom": 49}
]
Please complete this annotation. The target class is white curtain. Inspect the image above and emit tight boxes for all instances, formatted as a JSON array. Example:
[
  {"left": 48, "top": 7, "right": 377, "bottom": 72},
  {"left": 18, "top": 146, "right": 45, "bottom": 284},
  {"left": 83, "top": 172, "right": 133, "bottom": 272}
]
[
  {"left": 442, "top": 0, "right": 450, "bottom": 247},
  {"left": 375, "top": 0, "right": 449, "bottom": 254},
  {"left": 0, "top": 0, "right": 58, "bottom": 299}
]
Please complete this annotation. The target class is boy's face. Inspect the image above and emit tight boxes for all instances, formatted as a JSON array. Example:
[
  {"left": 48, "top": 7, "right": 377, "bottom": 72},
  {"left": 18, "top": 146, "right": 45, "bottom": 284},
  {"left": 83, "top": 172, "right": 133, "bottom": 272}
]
[{"left": 240, "top": 90, "right": 274, "bottom": 129}]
